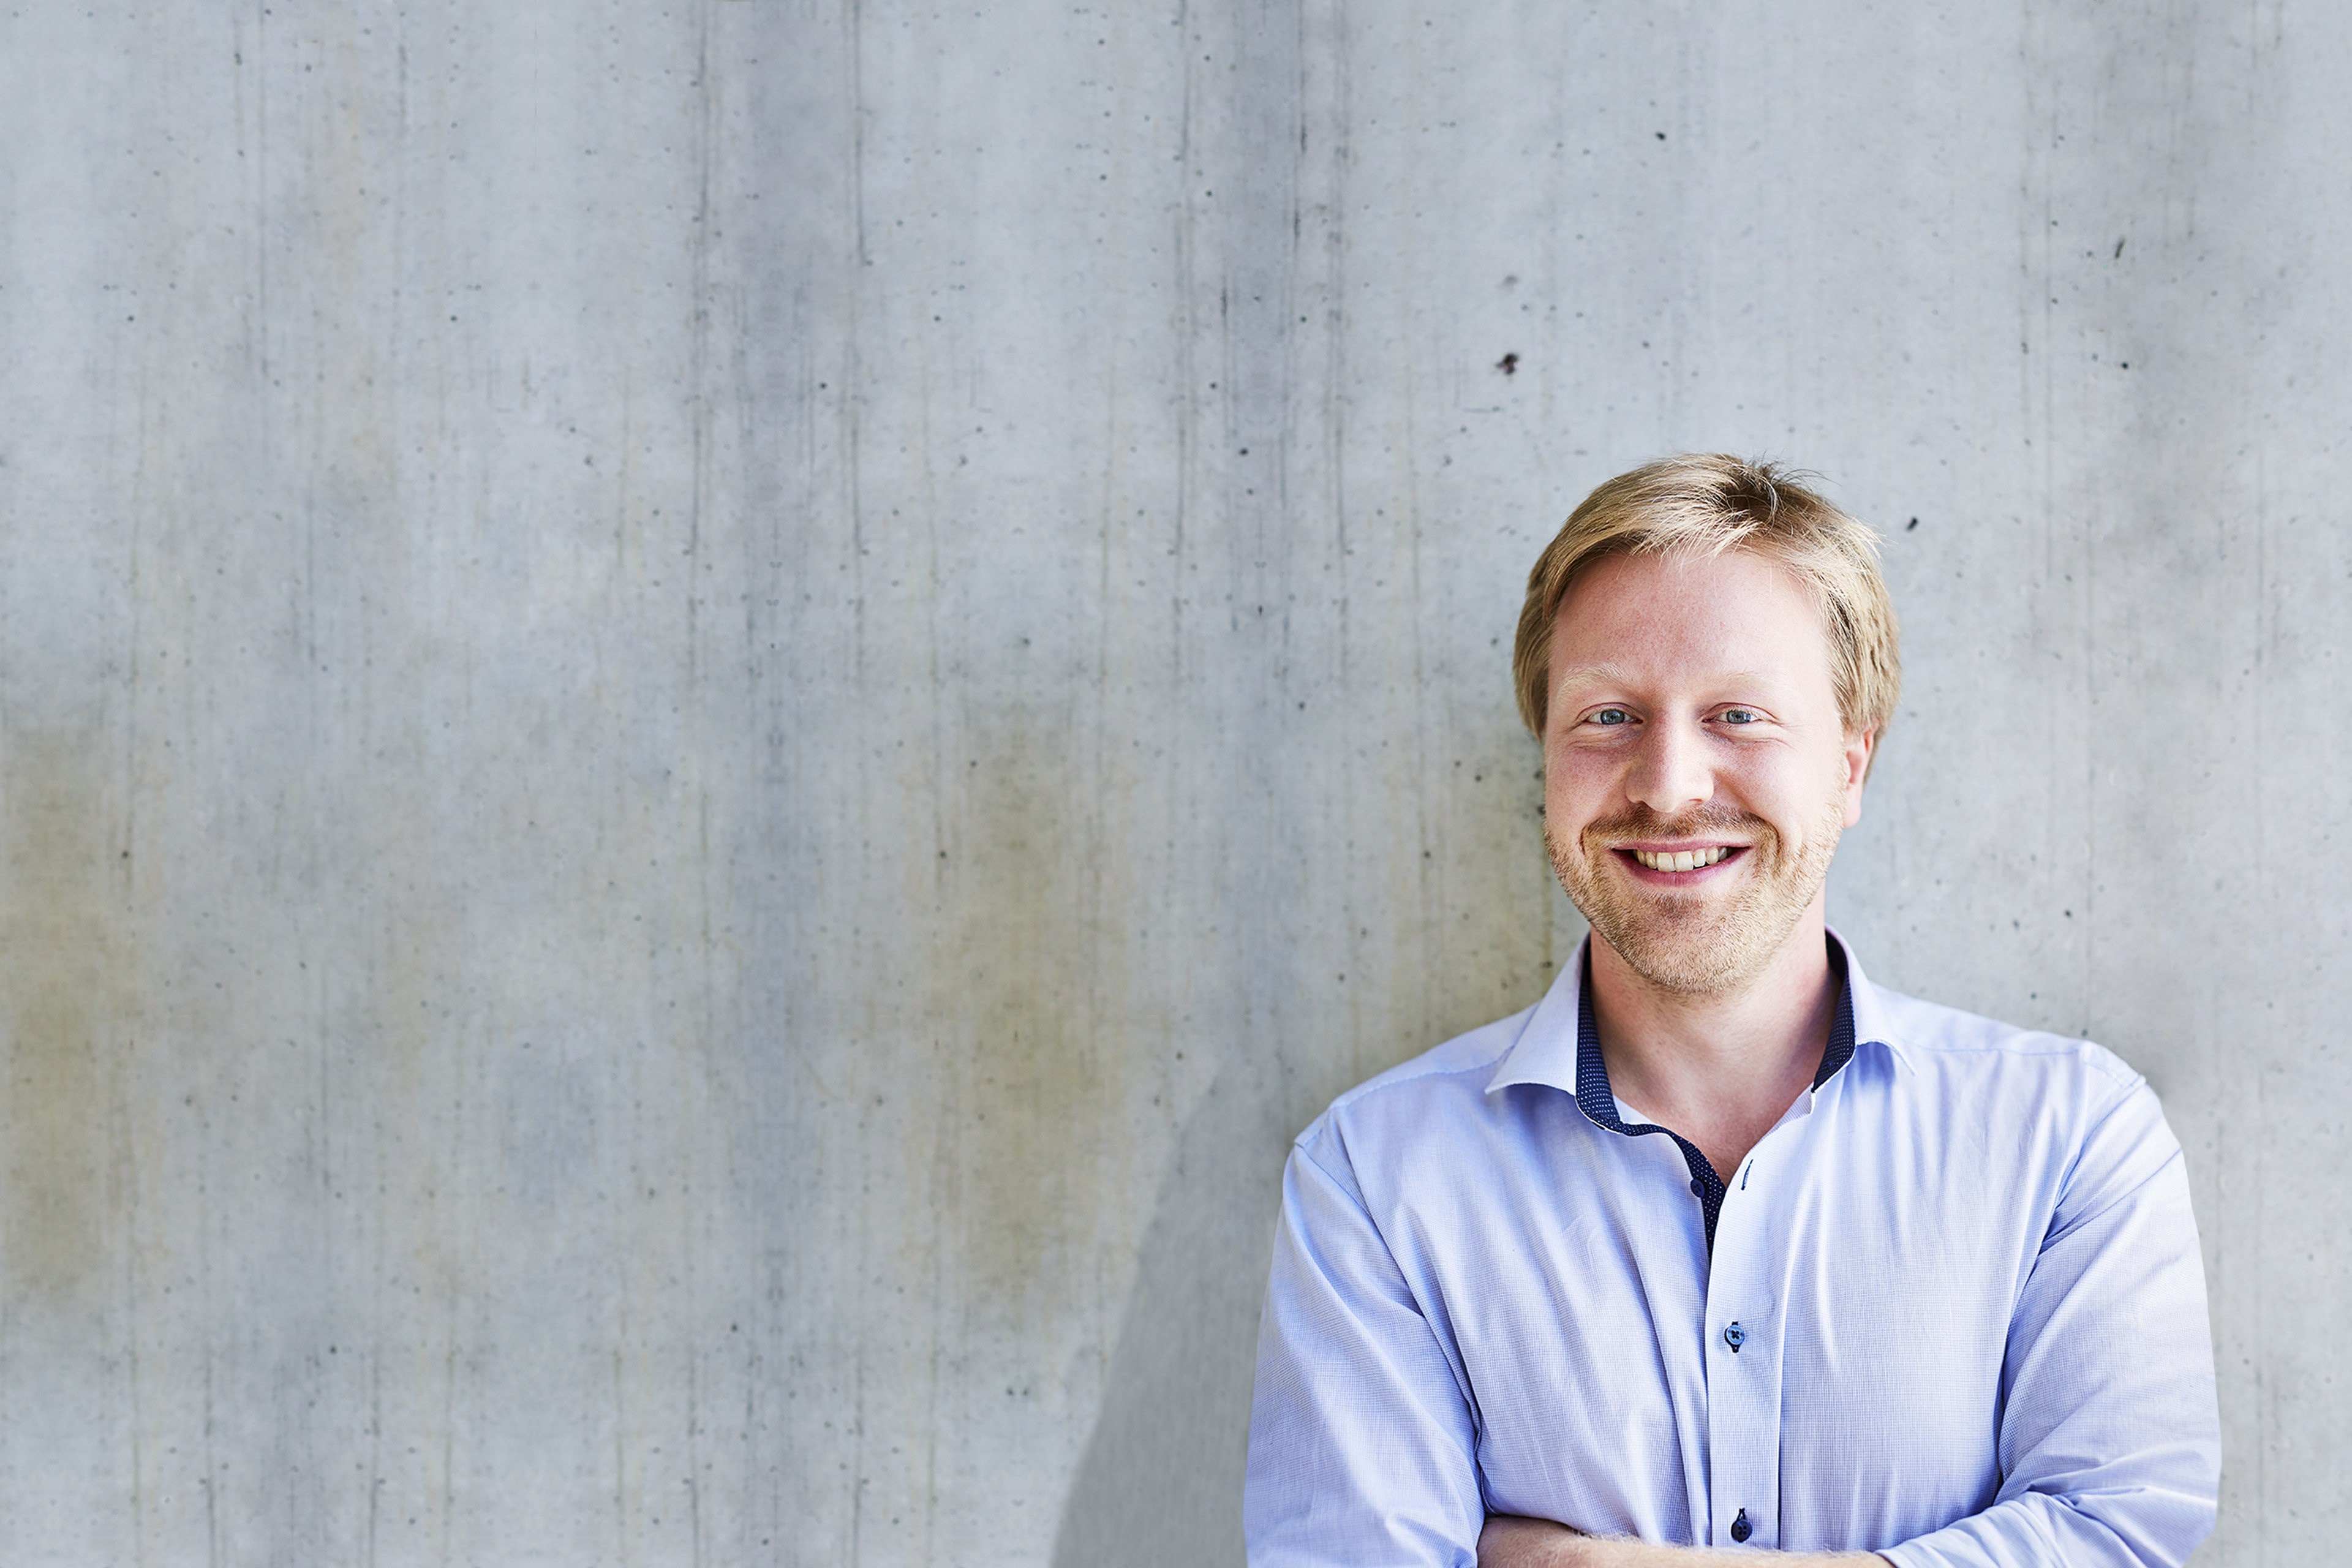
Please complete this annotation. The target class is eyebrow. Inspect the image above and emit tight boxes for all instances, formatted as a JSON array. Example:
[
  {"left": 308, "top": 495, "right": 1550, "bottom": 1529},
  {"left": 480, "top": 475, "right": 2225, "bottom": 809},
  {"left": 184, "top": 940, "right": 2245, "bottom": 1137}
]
[{"left": 1552, "top": 664, "right": 1784, "bottom": 691}]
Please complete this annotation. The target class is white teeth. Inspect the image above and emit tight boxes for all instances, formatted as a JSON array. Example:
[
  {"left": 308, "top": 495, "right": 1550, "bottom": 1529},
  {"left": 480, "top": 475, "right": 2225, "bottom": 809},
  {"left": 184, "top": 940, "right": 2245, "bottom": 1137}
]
[{"left": 1634, "top": 846, "right": 1732, "bottom": 872}]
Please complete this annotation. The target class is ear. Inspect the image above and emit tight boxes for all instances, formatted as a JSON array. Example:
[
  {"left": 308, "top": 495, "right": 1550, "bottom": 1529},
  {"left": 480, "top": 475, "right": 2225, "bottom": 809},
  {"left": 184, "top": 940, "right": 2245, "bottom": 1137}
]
[{"left": 1841, "top": 728, "right": 1876, "bottom": 827}]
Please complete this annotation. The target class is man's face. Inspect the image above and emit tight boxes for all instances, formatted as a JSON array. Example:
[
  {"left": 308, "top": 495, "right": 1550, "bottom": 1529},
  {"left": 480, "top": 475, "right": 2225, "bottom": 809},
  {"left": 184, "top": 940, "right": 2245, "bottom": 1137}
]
[{"left": 1542, "top": 548, "right": 1873, "bottom": 997}]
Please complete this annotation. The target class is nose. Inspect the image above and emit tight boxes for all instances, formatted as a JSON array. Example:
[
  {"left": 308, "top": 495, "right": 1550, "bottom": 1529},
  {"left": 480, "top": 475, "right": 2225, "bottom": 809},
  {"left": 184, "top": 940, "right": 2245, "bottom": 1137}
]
[{"left": 1624, "top": 714, "right": 1713, "bottom": 816}]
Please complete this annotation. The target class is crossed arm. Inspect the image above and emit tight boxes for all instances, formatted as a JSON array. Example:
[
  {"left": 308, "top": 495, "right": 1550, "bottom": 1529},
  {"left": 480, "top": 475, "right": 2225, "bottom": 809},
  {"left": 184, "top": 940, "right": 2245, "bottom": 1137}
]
[{"left": 1477, "top": 1515, "right": 1890, "bottom": 1568}]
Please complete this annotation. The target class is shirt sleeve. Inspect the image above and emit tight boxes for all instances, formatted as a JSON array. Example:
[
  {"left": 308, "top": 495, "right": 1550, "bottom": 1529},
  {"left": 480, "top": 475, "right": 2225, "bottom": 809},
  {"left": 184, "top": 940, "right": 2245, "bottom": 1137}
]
[
  {"left": 1880, "top": 1078, "right": 2220, "bottom": 1568},
  {"left": 1243, "top": 1131, "right": 1486, "bottom": 1568}
]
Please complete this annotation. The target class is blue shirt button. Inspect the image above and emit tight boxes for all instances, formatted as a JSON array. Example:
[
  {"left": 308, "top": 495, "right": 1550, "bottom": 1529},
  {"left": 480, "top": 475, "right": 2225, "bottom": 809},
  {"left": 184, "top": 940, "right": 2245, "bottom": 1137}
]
[
  {"left": 1689, "top": 1177, "right": 1703, "bottom": 1195},
  {"left": 1731, "top": 1508, "right": 1752, "bottom": 1543},
  {"left": 1724, "top": 1321, "right": 1745, "bottom": 1351}
]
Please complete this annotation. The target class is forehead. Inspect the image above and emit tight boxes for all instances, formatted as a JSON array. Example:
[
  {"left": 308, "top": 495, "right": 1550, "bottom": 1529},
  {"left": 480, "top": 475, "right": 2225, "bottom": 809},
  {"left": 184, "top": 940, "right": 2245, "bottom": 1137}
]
[{"left": 1551, "top": 548, "right": 1834, "bottom": 692}]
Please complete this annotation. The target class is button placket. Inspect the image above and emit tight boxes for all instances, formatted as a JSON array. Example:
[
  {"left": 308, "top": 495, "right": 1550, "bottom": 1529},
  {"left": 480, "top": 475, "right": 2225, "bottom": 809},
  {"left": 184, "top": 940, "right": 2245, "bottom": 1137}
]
[{"left": 1705, "top": 1160, "right": 1782, "bottom": 1551}]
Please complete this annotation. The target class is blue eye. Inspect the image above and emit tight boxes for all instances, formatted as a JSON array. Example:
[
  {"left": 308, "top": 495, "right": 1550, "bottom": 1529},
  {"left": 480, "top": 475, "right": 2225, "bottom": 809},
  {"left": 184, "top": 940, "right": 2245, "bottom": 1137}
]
[
  {"left": 1593, "top": 708, "right": 1631, "bottom": 726},
  {"left": 1721, "top": 707, "right": 1760, "bottom": 724}
]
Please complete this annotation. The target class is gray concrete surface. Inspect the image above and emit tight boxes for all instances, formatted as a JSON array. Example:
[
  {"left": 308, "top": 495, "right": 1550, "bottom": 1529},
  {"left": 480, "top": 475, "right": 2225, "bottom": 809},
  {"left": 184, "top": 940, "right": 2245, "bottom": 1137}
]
[{"left": 0, "top": 1, "right": 2342, "bottom": 1563}]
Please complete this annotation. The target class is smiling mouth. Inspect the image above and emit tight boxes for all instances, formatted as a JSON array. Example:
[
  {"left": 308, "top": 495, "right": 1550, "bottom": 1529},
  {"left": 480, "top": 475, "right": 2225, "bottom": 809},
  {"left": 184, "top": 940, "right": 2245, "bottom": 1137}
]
[{"left": 1625, "top": 845, "right": 1740, "bottom": 873}]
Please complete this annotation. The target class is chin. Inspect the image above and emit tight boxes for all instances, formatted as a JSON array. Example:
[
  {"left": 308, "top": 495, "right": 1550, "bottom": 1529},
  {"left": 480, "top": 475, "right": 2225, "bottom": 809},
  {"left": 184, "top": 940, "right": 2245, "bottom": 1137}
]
[{"left": 1599, "top": 914, "right": 1791, "bottom": 997}]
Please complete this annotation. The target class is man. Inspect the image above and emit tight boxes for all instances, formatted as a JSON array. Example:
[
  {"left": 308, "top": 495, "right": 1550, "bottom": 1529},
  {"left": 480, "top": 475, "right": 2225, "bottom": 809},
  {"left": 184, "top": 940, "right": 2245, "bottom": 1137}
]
[{"left": 1243, "top": 456, "right": 2218, "bottom": 1567}]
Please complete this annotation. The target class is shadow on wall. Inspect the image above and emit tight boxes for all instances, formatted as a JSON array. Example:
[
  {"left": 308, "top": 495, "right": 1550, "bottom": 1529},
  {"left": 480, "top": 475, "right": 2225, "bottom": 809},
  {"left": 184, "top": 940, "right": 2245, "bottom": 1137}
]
[{"left": 1052, "top": 1061, "right": 1296, "bottom": 1568}]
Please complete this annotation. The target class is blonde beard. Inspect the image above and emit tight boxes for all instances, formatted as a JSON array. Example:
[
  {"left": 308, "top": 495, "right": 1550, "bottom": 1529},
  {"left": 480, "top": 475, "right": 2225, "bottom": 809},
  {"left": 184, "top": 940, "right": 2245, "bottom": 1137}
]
[{"left": 1547, "top": 793, "right": 1846, "bottom": 998}]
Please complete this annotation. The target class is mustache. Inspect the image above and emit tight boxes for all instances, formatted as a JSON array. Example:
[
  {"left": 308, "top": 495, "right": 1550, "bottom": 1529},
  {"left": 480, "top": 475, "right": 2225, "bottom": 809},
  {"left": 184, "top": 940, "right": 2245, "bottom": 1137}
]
[{"left": 1578, "top": 804, "right": 1772, "bottom": 846}]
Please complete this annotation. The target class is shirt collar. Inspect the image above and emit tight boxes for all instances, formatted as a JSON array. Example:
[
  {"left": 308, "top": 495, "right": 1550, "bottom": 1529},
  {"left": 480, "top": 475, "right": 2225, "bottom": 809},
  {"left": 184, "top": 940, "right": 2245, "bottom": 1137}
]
[{"left": 1485, "top": 927, "right": 1912, "bottom": 1099}]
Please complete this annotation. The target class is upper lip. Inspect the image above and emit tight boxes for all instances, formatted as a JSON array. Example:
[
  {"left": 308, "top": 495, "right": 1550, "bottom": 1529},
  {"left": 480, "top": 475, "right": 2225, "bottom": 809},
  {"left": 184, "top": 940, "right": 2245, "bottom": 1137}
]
[{"left": 1613, "top": 840, "right": 1746, "bottom": 853}]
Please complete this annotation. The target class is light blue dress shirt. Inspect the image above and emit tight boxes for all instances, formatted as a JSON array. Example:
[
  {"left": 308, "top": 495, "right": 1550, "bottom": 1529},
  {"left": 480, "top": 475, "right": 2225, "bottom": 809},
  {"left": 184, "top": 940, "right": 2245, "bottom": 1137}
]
[{"left": 1245, "top": 933, "right": 2218, "bottom": 1566}]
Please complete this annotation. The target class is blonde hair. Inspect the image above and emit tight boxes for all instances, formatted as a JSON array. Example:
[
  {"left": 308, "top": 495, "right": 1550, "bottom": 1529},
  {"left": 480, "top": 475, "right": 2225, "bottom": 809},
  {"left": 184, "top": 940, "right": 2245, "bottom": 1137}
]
[{"left": 1513, "top": 454, "right": 1901, "bottom": 754}]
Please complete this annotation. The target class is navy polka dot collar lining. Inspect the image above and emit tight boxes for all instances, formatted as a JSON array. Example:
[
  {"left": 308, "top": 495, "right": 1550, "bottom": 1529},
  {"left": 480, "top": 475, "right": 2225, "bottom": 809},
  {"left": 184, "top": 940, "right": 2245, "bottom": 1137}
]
[{"left": 1572, "top": 937, "right": 1858, "bottom": 1251}]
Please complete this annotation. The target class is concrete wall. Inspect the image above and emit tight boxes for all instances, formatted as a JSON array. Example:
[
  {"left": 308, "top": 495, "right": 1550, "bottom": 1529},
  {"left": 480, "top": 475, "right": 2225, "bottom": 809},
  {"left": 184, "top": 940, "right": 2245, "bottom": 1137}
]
[{"left": 1, "top": 2, "right": 2342, "bottom": 1563}]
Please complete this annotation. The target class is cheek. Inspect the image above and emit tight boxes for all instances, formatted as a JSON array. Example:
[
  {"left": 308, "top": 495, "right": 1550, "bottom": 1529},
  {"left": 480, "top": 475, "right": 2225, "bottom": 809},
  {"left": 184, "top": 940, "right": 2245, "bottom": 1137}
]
[
  {"left": 1717, "top": 748, "right": 1847, "bottom": 824},
  {"left": 1541, "top": 752, "right": 1610, "bottom": 819}
]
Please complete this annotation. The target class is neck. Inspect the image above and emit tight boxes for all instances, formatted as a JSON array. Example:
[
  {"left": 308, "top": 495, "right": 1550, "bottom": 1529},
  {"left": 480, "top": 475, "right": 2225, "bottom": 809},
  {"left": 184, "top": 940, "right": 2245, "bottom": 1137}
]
[{"left": 1588, "top": 899, "right": 1838, "bottom": 1179}]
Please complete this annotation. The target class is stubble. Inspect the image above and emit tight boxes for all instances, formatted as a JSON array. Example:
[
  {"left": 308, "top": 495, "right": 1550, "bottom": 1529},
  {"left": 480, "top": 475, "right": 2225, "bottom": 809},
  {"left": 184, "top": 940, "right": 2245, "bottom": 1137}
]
[{"left": 1547, "top": 791, "right": 1847, "bottom": 997}]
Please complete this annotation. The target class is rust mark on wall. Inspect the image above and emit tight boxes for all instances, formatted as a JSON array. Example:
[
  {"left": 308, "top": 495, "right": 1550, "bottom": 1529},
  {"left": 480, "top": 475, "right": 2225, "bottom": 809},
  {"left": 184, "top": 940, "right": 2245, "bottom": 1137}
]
[
  {"left": 926, "top": 713, "right": 1126, "bottom": 1324},
  {"left": 0, "top": 726, "right": 126, "bottom": 1306}
]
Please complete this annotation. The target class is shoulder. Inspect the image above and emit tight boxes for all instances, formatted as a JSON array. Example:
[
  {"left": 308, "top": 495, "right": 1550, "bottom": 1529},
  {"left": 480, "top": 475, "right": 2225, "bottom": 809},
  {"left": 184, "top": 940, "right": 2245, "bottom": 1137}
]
[
  {"left": 1858, "top": 978, "right": 2179, "bottom": 1185},
  {"left": 1289, "top": 1003, "right": 1544, "bottom": 1180},
  {"left": 1870, "top": 981, "right": 2146, "bottom": 1094},
  {"left": 1838, "top": 933, "right": 2149, "bottom": 1104},
  {"left": 1327, "top": 1005, "right": 1534, "bottom": 1114}
]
